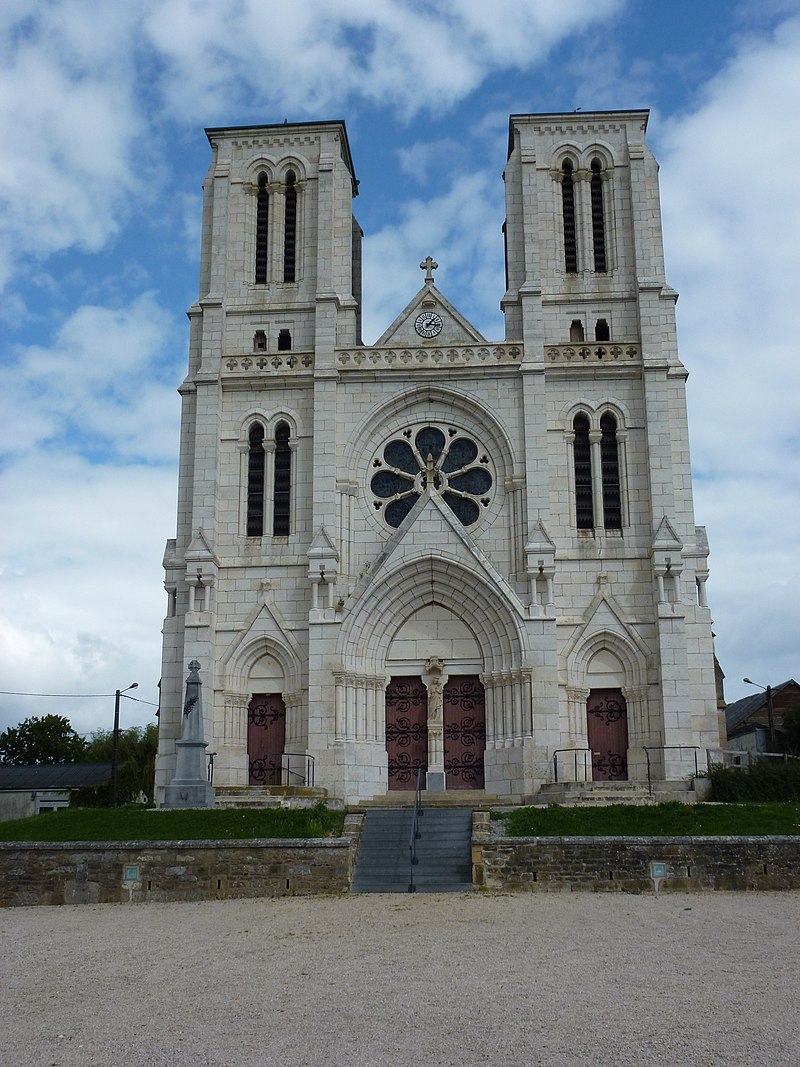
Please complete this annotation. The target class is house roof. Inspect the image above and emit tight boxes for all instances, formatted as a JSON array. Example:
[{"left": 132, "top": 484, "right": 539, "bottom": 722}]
[
  {"left": 725, "top": 680, "right": 799, "bottom": 734},
  {"left": 0, "top": 763, "right": 112, "bottom": 791}
]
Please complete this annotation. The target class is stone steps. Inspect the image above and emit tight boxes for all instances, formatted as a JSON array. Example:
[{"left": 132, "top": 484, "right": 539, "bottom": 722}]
[
  {"left": 353, "top": 790, "right": 497, "bottom": 810},
  {"left": 533, "top": 781, "right": 657, "bottom": 807},
  {"left": 352, "top": 808, "right": 473, "bottom": 894},
  {"left": 214, "top": 786, "right": 338, "bottom": 810}
]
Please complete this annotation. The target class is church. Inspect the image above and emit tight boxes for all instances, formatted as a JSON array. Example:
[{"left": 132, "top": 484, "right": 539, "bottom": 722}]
[{"left": 154, "top": 109, "right": 721, "bottom": 806}]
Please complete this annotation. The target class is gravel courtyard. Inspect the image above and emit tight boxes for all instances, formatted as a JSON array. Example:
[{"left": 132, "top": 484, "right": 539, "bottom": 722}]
[{"left": 3, "top": 890, "right": 799, "bottom": 1067}]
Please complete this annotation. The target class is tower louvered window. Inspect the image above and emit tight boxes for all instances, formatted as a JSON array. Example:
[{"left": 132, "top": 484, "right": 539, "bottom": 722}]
[
  {"left": 600, "top": 413, "right": 621, "bottom": 529},
  {"left": 247, "top": 423, "right": 266, "bottom": 536},
  {"left": 255, "top": 172, "right": 269, "bottom": 285},
  {"left": 573, "top": 415, "right": 593, "bottom": 529},
  {"left": 591, "top": 158, "right": 607, "bottom": 273},
  {"left": 283, "top": 171, "right": 297, "bottom": 283},
  {"left": 561, "top": 161, "right": 577, "bottom": 273},
  {"left": 273, "top": 422, "right": 291, "bottom": 536}
]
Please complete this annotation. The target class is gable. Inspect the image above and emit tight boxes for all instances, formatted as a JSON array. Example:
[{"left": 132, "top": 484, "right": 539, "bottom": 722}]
[{"left": 374, "top": 283, "right": 486, "bottom": 347}]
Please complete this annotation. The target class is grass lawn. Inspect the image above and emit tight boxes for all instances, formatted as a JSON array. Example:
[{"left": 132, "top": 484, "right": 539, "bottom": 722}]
[
  {"left": 0, "top": 804, "right": 345, "bottom": 843},
  {"left": 493, "top": 801, "right": 800, "bottom": 837}
]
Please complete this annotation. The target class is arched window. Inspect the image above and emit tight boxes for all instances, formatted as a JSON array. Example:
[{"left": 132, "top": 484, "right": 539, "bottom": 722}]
[
  {"left": 255, "top": 172, "right": 269, "bottom": 285},
  {"left": 573, "top": 414, "right": 593, "bottom": 529},
  {"left": 570, "top": 319, "right": 585, "bottom": 342},
  {"left": 595, "top": 318, "right": 610, "bottom": 341},
  {"left": 253, "top": 330, "right": 266, "bottom": 352},
  {"left": 247, "top": 423, "right": 266, "bottom": 536},
  {"left": 590, "top": 158, "right": 607, "bottom": 273},
  {"left": 561, "top": 160, "right": 577, "bottom": 273},
  {"left": 600, "top": 412, "right": 621, "bottom": 530},
  {"left": 278, "top": 329, "right": 291, "bottom": 352},
  {"left": 283, "top": 171, "right": 297, "bottom": 283},
  {"left": 273, "top": 421, "right": 292, "bottom": 536}
]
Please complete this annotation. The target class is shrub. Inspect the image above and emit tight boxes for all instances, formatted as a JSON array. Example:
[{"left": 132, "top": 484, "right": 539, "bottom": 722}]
[{"left": 705, "top": 759, "right": 800, "bottom": 802}]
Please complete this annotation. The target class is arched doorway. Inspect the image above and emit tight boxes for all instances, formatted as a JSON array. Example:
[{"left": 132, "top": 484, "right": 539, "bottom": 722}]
[
  {"left": 247, "top": 655, "right": 286, "bottom": 786},
  {"left": 586, "top": 649, "right": 628, "bottom": 781},
  {"left": 587, "top": 689, "right": 628, "bottom": 780}
]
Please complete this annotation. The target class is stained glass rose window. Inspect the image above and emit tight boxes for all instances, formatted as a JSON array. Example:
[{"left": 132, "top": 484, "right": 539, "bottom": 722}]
[{"left": 370, "top": 424, "right": 493, "bottom": 528}]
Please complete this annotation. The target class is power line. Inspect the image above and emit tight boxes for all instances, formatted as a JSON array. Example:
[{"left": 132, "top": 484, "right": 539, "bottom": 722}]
[
  {"left": 0, "top": 690, "right": 159, "bottom": 707},
  {"left": 0, "top": 690, "right": 115, "bottom": 698}
]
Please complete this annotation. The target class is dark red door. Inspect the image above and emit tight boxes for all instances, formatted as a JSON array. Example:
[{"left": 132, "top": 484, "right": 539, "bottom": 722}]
[
  {"left": 443, "top": 676, "right": 486, "bottom": 790},
  {"left": 587, "top": 688, "right": 628, "bottom": 781},
  {"left": 248, "top": 693, "right": 286, "bottom": 786},
  {"left": 385, "top": 677, "right": 428, "bottom": 790}
]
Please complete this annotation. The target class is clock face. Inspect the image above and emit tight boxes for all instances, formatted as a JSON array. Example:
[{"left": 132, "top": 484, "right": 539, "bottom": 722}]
[{"left": 414, "top": 311, "right": 443, "bottom": 338}]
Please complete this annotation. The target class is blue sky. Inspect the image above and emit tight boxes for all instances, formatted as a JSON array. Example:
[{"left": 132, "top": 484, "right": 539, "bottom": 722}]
[{"left": 1, "top": 0, "right": 798, "bottom": 737}]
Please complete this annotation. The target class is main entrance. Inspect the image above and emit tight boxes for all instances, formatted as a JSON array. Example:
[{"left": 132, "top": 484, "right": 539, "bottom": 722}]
[
  {"left": 385, "top": 674, "right": 486, "bottom": 790},
  {"left": 385, "top": 676, "right": 428, "bottom": 789},
  {"left": 247, "top": 693, "right": 286, "bottom": 786},
  {"left": 587, "top": 688, "right": 628, "bottom": 781},
  {"left": 443, "top": 675, "right": 486, "bottom": 789}
]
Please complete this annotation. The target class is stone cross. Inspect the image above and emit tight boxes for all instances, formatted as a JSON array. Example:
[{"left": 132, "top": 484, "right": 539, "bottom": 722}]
[{"left": 420, "top": 256, "right": 438, "bottom": 283}]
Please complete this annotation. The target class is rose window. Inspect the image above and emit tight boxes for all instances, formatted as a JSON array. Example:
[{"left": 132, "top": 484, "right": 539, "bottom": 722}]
[{"left": 370, "top": 424, "right": 494, "bottom": 528}]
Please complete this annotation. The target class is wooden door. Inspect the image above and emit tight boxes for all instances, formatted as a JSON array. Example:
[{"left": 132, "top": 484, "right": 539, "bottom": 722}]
[
  {"left": 385, "top": 677, "right": 428, "bottom": 790},
  {"left": 587, "top": 688, "right": 628, "bottom": 781},
  {"left": 443, "top": 676, "right": 486, "bottom": 790},
  {"left": 247, "top": 693, "right": 286, "bottom": 786}
]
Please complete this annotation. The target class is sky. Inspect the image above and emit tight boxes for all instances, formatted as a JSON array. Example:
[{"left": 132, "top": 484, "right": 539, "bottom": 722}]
[{"left": 1, "top": 0, "right": 799, "bottom": 739}]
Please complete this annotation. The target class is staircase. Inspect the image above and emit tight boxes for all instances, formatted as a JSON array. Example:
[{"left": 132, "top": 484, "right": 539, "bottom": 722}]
[
  {"left": 534, "top": 781, "right": 655, "bottom": 807},
  {"left": 351, "top": 808, "right": 473, "bottom": 894},
  {"left": 533, "top": 778, "right": 701, "bottom": 807},
  {"left": 214, "top": 786, "right": 335, "bottom": 809}
]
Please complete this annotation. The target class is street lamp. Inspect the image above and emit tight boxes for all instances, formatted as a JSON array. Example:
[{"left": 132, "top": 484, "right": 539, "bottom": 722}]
[
  {"left": 743, "top": 678, "right": 776, "bottom": 753},
  {"left": 111, "top": 682, "right": 139, "bottom": 807}
]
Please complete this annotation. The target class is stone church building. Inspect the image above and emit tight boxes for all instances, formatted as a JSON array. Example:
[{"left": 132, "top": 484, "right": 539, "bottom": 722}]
[{"left": 154, "top": 109, "right": 721, "bottom": 805}]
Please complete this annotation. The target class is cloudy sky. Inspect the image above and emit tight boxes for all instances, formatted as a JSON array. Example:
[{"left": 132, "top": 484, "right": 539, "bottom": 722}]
[{"left": 1, "top": 0, "right": 798, "bottom": 738}]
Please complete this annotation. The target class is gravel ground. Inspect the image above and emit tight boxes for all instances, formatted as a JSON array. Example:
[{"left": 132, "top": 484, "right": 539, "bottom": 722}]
[{"left": 2, "top": 890, "right": 799, "bottom": 1067}]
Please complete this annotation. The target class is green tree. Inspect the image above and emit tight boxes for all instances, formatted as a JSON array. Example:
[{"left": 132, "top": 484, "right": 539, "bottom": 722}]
[
  {"left": 72, "top": 723, "right": 159, "bottom": 806},
  {"left": 782, "top": 708, "right": 800, "bottom": 756},
  {"left": 0, "top": 714, "right": 87, "bottom": 765}
]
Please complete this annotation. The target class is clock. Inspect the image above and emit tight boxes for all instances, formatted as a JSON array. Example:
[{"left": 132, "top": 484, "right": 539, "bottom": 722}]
[{"left": 414, "top": 311, "right": 443, "bottom": 338}]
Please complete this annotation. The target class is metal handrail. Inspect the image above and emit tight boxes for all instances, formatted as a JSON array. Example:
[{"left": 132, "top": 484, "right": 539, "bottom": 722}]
[
  {"left": 251, "top": 752, "right": 316, "bottom": 788},
  {"left": 408, "top": 769, "right": 423, "bottom": 893},
  {"left": 643, "top": 745, "right": 700, "bottom": 796},
  {"left": 552, "top": 747, "right": 592, "bottom": 783}
]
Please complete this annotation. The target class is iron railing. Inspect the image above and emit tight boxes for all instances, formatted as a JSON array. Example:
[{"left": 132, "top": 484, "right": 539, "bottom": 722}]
[
  {"left": 643, "top": 745, "right": 700, "bottom": 796},
  {"left": 552, "top": 747, "right": 592, "bottom": 783},
  {"left": 408, "top": 768, "right": 424, "bottom": 893},
  {"left": 250, "top": 752, "right": 316, "bottom": 788}
]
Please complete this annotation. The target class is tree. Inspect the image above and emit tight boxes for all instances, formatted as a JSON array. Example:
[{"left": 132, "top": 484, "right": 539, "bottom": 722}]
[
  {"left": 0, "top": 714, "right": 87, "bottom": 765},
  {"left": 71, "top": 723, "right": 159, "bottom": 806},
  {"left": 782, "top": 708, "right": 800, "bottom": 756}
]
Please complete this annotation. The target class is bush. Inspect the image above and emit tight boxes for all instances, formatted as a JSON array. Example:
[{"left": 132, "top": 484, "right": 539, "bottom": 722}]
[{"left": 705, "top": 759, "right": 800, "bottom": 802}]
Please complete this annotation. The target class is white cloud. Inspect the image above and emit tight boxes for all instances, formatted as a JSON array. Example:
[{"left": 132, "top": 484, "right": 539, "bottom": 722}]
[
  {"left": 0, "top": 293, "right": 182, "bottom": 462},
  {"left": 0, "top": 454, "right": 175, "bottom": 735},
  {"left": 0, "top": 4, "right": 147, "bottom": 287},
  {"left": 657, "top": 15, "right": 800, "bottom": 700},
  {"left": 362, "top": 169, "right": 505, "bottom": 343}
]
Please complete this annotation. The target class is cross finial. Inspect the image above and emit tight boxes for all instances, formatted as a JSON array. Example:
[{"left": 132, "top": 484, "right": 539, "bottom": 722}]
[{"left": 420, "top": 256, "right": 438, "bottom": 283}]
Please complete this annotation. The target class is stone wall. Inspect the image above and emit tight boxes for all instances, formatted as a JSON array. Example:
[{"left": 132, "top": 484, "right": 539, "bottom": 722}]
[
  {"left": 0, "top": 836, "right": 358, "bottom": 907},
  {"left": 474, "top": 831, "right": 800, "bottom": 892}
]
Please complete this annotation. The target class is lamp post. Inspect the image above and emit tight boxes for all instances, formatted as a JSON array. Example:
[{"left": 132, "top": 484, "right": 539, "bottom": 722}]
[
  {"left": 743, "top": 678, "right": 776, "bottom": 753},
  {"left": 111, "top": 682, "right": 139, "bottom": 807}
]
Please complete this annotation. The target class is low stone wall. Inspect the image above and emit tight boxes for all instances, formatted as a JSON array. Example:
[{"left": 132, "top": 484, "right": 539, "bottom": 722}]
[
  {"left": 473, "top": 832, "right": 800, "bottom": 892},
  {"left": 0, "top": 835, "right": 358, "bottom": 907}
]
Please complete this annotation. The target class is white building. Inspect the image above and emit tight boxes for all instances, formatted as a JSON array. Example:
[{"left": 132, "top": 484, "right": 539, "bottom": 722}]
[{"left": 155, "top": 110, "right": 721, "bottom": 805}]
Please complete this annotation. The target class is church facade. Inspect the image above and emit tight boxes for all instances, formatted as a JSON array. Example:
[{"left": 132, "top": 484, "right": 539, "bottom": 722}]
[{"left": 154, "top": 110, "right": 721, "bottom": 805}]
